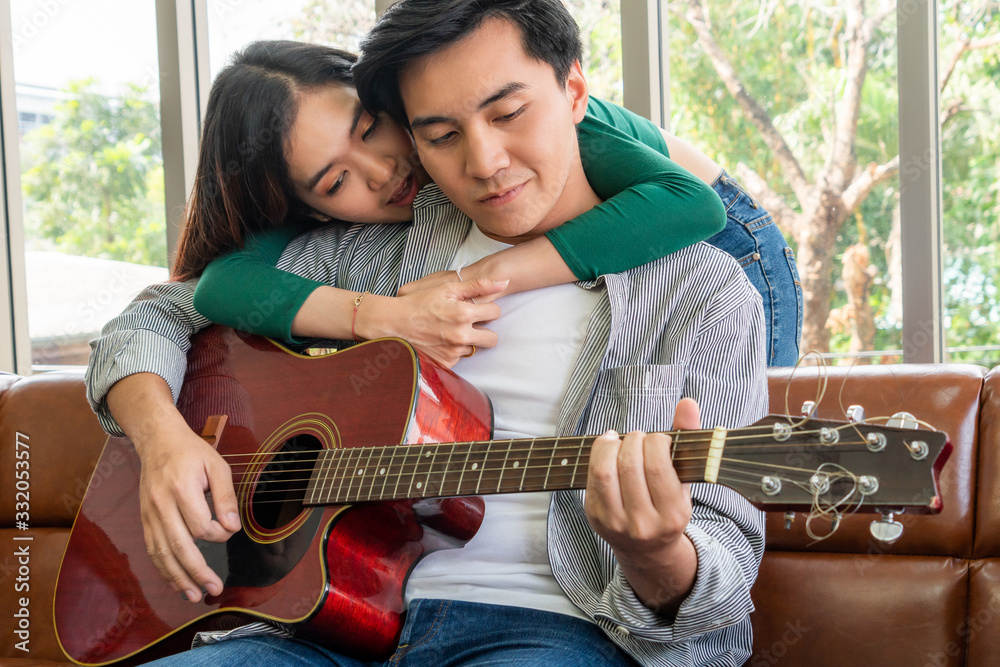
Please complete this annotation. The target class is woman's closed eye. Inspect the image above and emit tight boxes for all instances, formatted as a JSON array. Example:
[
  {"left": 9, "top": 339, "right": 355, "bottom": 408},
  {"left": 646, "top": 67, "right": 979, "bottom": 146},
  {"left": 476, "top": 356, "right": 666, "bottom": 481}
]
[
  {"left": 326, "top": 172, "right": 346, "bottom": 196},
  {"left": 362, "top": 114, "right": 381, "bottom": 141}
]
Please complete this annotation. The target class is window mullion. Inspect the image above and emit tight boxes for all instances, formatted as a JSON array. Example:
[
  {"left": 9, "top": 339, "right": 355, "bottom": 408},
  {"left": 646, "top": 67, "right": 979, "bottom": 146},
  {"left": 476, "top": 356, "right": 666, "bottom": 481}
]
[
  {"left": 898, "top": 0, "right": 944, "bottom": 363},
  {"left": 0, "top": 0, "right": 32, "bottom": 375},
  {"left": 156, "top": 0, "right": 206, "bottom": 271}
]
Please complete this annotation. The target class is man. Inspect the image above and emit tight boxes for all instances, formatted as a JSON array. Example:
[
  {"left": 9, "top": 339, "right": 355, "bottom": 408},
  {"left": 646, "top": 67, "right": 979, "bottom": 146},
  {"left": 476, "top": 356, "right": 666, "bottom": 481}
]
[{"left": 88, "top": 1, "right": 766, "bottom": 664}]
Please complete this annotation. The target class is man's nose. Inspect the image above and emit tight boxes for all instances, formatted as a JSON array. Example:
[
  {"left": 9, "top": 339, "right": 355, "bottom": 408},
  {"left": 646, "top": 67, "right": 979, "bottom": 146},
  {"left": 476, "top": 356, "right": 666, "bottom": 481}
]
[{"left": 464, "top": 127, "right": 509, "bottom": 180}]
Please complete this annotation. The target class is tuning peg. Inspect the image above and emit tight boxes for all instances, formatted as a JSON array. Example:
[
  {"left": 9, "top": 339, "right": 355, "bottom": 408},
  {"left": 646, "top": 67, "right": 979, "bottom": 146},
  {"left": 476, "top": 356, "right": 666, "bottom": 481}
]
[
  {"left": 801, "top": 401, "right": 817, "bottom": 418},
  {"left": 846, "top": 405, "right": 865, "bottom": 423},
  {"left": 784, "top": 511, "right": 795, "bottom": 530},
  {"left": 869, "top": 511, "right": 904, "bottom": 545},
  {"left": 887, "top": 411, "right": 918, "bottom": 429}
]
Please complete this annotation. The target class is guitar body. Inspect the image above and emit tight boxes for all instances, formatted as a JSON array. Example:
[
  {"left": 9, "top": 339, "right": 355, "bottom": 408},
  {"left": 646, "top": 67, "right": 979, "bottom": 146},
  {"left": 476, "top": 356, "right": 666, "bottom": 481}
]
[{"left": 55, "top": 328, "right": 492, "bottom": 665}]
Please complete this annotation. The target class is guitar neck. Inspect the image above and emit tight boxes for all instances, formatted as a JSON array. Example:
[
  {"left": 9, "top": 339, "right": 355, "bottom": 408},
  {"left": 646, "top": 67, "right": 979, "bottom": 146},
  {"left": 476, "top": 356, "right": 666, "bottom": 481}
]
[{"left": 304, "top": 431, "right": 714, "bottom": 506}]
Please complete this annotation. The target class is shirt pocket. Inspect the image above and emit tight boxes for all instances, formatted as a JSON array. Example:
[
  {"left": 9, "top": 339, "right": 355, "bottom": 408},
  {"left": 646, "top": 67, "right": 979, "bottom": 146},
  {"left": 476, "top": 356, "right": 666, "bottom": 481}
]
[{"left": 589, "top": 364, "right": 685, "bottom": 434}]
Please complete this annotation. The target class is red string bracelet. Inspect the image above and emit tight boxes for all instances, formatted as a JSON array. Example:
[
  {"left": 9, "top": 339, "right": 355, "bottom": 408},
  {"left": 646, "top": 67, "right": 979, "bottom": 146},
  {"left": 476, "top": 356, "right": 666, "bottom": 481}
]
[{"left": 352, "top": 292, "right": 369, "bottom": 341}]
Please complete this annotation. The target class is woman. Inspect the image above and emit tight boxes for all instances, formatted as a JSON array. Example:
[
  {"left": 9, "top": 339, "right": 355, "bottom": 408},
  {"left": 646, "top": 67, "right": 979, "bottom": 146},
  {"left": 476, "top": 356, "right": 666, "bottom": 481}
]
[{"left": 173, "top": 40, "right": 801, "bottom": 366}]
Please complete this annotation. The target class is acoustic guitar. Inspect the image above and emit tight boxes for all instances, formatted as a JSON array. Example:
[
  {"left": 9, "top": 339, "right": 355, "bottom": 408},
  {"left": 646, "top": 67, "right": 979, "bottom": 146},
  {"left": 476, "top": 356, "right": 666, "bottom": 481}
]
[{"left": 54, "top": 326, "right": 951, "bottom": 665}]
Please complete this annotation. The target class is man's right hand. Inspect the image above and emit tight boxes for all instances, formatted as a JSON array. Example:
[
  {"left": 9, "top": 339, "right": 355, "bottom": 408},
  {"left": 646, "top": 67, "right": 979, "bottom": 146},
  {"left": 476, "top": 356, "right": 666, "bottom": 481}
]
[
  {"left": 134, "top": 423, "right": 240, "bottom": 603},
  {"left": 106, "top": 373, "right": 240, "bottom": 603}
]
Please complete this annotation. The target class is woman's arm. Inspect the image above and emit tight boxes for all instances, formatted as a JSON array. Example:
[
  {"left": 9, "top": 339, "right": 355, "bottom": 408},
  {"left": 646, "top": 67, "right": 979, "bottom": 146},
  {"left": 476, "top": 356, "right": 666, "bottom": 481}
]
[
  {"left": 193, "top": 225, "right": 505, "bottom": 367},
  {"left": 435, "top": 97, "right": 727, "bottom": 288},
  {"left": 196, "top": 97, "right": 726, "bottom": 345}
]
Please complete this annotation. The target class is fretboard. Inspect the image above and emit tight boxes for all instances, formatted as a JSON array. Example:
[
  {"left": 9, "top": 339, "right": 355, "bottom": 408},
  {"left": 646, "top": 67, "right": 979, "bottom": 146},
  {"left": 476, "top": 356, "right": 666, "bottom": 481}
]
[{"left": 303, "top": 432, "right": 712, "bottom": 506}]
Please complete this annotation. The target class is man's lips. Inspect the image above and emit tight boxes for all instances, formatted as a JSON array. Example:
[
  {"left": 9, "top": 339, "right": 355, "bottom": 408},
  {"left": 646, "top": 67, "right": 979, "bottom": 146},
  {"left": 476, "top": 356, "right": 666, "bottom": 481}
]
[
  {"left": 479, "top": 182, "right": 526, "bottom": 207},
  {"left": 387, "top": 173, "right": 418, "bottom": 206}
]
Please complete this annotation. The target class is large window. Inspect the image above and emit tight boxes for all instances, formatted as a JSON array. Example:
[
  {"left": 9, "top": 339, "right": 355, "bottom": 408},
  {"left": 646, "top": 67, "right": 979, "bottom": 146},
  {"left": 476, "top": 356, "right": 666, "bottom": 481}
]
[
  {"left": 9, "top": 0, "right": 167, "bottom": 367},
  {"left": 0, "top": 0, "right": 995, "bottom": 373},
  {"left": 207, "top": 0, "right": 377, "bottom": 76},
  {"left": 939, "top": 0, "right": 1000, "bottom": 368},
  {"left": 668, "top": 0, "right": 903, "bottom": 363},
  {"left": 565, "top": 0, "right": 624, "bottom": 105}
]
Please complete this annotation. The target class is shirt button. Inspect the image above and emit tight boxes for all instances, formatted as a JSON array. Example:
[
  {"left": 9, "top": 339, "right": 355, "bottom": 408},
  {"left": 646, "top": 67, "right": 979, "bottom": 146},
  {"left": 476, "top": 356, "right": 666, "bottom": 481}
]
[{"left": 614, "top": 625, "right": 630, "bottom": 637}]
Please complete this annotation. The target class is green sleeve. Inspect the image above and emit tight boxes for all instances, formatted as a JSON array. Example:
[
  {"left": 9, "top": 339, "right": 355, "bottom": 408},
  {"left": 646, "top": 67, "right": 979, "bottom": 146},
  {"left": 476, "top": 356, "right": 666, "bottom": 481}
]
[
  {"left": 192, "top": 220, "right": 328, "bottom": 340},
  {"left": 546, "top": 97, "right": 726, "bottom": 279}
]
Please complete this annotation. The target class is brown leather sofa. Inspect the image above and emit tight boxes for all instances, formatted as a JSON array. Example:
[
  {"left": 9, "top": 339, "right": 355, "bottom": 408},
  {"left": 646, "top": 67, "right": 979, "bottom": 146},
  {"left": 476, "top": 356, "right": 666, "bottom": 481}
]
[{"left": 1, "top": 362, "right": 997, "bottom": 666}]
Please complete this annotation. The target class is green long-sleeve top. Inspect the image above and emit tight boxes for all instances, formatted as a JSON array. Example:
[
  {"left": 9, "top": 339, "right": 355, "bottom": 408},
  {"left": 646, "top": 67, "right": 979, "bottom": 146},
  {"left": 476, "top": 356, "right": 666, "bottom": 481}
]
[{"left": 193, "top": 97, "right": 726, "bottom": 339}]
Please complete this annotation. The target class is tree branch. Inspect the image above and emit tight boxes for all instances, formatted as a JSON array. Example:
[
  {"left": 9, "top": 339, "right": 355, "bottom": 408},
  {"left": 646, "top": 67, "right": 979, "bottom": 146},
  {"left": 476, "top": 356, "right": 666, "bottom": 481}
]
[
  {"left": 868, "top": 0, "right": 896, "bottom": 32},
  {"left": 940, "top": 0, "right": 999, "bottom": 92},
  {"left": 841, "top": 155, "right": 900, "bottom": 212},
  {"left": 679, "top": 0, "right": 812, "bottom": 207},
  {"left": 826, "top": 0, "right": 871, "bottom": 191},
  {"left": 734, "top": 162, "right": 800, "bottom": 239}
]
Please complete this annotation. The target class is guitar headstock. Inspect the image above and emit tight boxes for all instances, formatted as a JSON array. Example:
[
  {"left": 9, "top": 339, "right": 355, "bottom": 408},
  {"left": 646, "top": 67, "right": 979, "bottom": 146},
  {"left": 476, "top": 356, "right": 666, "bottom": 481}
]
[{"left": 717, "top": 414, "right": 951, "bottom": 515}]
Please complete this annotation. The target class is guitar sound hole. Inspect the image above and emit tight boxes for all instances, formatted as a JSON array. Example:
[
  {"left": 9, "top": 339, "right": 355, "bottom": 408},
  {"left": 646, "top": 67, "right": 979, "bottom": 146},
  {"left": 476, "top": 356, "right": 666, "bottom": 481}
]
[{"left": 252, "top": 435, "right": 322, "bottom": 530}]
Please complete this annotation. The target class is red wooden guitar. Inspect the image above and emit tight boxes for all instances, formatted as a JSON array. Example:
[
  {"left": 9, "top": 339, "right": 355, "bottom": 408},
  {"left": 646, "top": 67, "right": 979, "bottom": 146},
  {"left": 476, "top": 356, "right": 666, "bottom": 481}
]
[{"left": 54, "top": 326, "right": 951, "bottom": 665}]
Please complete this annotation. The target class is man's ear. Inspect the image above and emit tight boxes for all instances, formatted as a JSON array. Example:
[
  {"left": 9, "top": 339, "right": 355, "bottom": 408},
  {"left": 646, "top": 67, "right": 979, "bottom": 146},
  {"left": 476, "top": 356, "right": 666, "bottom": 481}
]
[{"left": 566, "top": 60, "right": 589, "bottom": 124}]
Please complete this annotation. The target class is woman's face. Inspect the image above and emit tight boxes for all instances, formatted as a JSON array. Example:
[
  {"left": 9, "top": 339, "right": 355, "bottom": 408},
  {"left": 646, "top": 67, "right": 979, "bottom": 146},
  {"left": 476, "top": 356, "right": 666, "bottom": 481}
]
[{"left": 285, "top": 84, "right": 430, "bottom": 224}]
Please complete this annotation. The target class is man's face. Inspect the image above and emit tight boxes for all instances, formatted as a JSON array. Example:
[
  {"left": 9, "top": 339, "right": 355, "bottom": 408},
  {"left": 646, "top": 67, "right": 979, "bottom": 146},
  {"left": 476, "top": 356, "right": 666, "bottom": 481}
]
[{"left": 398, "top": 18, "right": 595, "bottom": 243}]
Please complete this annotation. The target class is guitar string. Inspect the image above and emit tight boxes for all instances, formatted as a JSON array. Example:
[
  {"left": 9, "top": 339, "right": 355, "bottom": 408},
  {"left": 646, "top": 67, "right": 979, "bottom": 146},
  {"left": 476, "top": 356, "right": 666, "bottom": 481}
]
[
  {"left": 207, "top": 431, "right": 905, "bottom": 468},
  {"left": 212, "top": 438, "right": 885, "bottom": 483},
  {"left": 214, "top": 442, "right": 898, "bottom": 502},
  {"left": 235, "top": 454, "right": 876, "bottom": 504},
  {"left": 216, "top": 442, "right": 880, "bottom": 496},
  {"left": 208, "top": 419, "right": 915, "bottom": 463},
  {"left": 239, "top": 464, "right": 880, "bottom": 507}
]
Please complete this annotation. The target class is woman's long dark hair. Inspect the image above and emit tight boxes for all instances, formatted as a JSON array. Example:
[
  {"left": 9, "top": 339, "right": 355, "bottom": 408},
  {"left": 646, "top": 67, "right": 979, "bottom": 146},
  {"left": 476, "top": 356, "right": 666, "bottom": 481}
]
[{"left": 172, "top": 40, "right": 356, "bottom": 281}]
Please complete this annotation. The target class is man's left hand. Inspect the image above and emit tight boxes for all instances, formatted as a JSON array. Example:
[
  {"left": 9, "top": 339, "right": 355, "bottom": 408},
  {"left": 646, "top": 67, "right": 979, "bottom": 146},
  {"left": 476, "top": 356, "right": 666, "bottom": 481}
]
[{"left": 584, "top": 397, "right": 702, "bottom": 615}]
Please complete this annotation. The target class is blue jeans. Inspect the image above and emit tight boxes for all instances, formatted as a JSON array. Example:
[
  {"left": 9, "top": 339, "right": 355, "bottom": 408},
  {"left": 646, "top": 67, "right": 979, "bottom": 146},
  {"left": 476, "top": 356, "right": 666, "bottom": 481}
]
[
  {"left": 708, "top": 171, "right": 803, "bottom": 366},
  {"left": 140, "top": 599, "right": 638, "bottom": 666}
]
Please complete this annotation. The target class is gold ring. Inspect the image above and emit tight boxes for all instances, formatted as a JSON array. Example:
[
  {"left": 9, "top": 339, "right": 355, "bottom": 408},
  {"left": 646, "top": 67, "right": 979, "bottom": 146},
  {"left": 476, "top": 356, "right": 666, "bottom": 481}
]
[{"left": 462, "top": 345, "right": 477, "bottom": 358}]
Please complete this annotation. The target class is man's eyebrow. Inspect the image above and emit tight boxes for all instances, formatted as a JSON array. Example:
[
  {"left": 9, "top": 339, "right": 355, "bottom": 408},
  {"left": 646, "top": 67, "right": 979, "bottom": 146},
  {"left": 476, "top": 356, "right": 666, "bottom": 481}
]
[
  {"left": 306, "top": 101, "right": 365, "bottom": 192},
  {"left": 409, "top": 82, "right": 529, "bottom": 130}
]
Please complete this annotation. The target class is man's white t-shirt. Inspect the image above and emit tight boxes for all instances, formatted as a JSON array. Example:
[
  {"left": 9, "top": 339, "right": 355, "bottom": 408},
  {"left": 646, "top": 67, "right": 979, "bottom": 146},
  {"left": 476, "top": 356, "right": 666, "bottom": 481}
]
[{"left": 404, "top": 224, "right": 601, "bottom": 621}]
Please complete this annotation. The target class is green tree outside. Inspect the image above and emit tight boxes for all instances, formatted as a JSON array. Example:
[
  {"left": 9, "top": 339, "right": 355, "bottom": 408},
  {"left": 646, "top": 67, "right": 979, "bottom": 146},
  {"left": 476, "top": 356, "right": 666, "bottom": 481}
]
[{"left": 20, "top": 79, "right": 167, "bottom": 268}]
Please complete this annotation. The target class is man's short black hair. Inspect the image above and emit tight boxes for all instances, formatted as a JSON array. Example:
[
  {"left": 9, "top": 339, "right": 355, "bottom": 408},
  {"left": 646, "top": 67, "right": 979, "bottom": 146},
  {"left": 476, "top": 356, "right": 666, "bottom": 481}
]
[{"left": 354, "top": 0, "right": 583, "bottom": 128}]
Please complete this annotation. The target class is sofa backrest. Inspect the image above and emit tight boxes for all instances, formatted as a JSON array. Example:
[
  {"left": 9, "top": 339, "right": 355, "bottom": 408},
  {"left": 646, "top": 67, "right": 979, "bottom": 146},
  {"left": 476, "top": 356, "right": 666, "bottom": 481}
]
[{"left": 750, "top": 363, "right": 993, "bottom": 667}]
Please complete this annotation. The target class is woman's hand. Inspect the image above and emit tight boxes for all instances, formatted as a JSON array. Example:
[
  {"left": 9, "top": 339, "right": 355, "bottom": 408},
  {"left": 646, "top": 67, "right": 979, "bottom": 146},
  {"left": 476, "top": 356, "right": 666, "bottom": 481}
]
[
  {"left": 398, "top": 269, "right": 505, "bottom": 303},
  {"left": 358, "top": 278, "right": 507, "bottom": 368}
]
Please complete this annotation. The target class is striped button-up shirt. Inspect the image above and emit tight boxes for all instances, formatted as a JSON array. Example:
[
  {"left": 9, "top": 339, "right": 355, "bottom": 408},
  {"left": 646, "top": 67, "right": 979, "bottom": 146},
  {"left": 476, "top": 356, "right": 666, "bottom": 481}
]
[{"left": 87, "top": 184, "right": 767, "bottom": 666}]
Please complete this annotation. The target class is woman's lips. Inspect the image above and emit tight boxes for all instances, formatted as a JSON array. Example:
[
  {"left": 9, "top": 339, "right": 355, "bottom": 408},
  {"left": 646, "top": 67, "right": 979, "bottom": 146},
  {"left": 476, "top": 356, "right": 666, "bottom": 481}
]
[{"left": 387, "top": 173, "right": 418, "bottom": 206}]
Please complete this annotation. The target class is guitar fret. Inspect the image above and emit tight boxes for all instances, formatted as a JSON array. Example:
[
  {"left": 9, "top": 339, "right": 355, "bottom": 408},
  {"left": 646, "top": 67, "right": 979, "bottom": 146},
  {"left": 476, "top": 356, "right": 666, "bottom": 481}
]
[
  {"left": 329, "top": 447, "right": 347, "bottom": 504},
  {"left": 541, "top": 438, "right": 556, "bottom": 491},
  {"left": 440, "top": 443, "right": 457, "bottom": 497},
  {"left": 454, "top": 441, "right": 474, "bottom": 496},
  {"left": 380, "top": 442, "right": 398, "bottom": 501},
  {"left": 460, "top": 441, "right": 489, "bottom": 496},
  {"left": 478, "top": 440, "right": 491, "bottom": 494},
  {"left": 545, "top": 437, "right": 582, "bottom": 492},
  {"left": 407, "top": 444, "right": 427, "bottom": 498},
  {"left": 369, "top": 446, "right": 388, "bottom": 502},
  {"left": 568, "top": 437, "right": 585, "bottom": 489},
  {"left": 497, "top": 440, "right": 512, "bottom": 494},
  {"left": 343, "top": 447, "right": 362, "bottom": 502},
  {"left": 305, "top": 450, "right": 319, "bottom": 505},
  {"left": 519, "top": 439, "right": 534, "bottom": 492}
]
